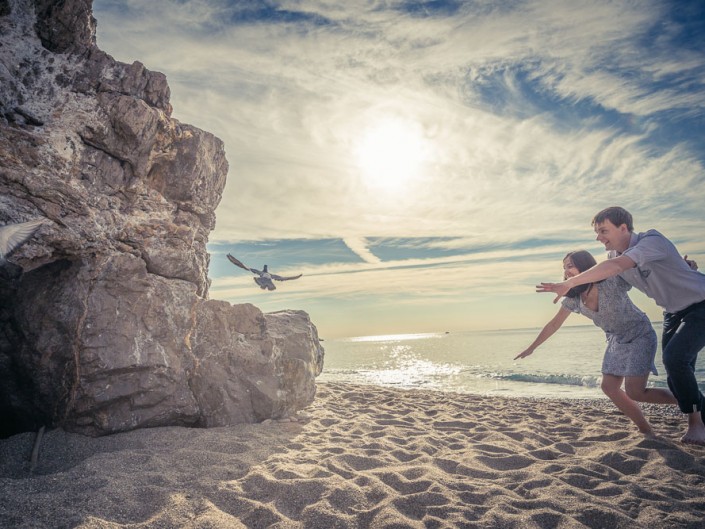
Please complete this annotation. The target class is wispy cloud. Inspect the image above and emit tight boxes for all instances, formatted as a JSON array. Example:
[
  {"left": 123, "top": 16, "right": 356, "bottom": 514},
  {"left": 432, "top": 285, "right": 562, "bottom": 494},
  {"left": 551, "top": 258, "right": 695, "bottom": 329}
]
[{"left": 342, "top": 237, "right": 381, "bottom": 264}]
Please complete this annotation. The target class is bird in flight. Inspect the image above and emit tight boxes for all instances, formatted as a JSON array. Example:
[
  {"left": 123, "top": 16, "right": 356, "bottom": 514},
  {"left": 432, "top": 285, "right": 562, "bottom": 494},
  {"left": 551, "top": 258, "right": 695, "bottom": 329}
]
[
  {"left": 0, "top": 218, "right": 49, "bottom": 264},
  {"left": 226, "top": 254, "right": 302, "bottom": 291}
]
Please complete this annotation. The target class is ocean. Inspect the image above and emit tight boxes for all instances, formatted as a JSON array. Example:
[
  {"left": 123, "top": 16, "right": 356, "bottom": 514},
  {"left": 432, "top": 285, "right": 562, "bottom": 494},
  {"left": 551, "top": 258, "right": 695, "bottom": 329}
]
[{"left": 318, "top": 323, "right": 705, "bottom": 400}]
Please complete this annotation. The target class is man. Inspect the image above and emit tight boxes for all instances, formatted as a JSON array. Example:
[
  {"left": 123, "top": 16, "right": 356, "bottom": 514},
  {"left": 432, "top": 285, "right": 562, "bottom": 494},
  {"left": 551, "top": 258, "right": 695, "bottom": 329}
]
[{"left": 537, "top": 206, "right": 705, "bottom": 445}]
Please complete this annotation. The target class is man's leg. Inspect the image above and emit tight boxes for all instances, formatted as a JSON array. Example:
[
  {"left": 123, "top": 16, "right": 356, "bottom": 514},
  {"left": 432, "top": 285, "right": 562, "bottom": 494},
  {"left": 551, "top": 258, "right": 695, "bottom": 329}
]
[{"left": 662, "top": 303, "right": 705, "bottom": 443}]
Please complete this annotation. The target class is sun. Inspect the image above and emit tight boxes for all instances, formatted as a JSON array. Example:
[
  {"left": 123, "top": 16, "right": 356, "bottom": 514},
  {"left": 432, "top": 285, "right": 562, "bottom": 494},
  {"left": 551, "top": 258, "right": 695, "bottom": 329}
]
[{"left": 354, "top": 117, "right": 431, "bottom": 194}]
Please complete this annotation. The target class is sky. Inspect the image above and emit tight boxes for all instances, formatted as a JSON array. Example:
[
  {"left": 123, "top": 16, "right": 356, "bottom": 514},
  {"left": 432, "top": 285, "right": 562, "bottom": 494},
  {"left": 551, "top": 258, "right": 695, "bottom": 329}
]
[{"left": 92, "top": 0, "right": 705, "bottom": 339}]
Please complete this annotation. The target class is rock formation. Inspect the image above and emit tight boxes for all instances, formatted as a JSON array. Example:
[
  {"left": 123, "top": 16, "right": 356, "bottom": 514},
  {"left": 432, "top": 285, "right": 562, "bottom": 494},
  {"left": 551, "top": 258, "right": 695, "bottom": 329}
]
[{"left": 0, "top": 0, "right": 324, "bottom": 437}]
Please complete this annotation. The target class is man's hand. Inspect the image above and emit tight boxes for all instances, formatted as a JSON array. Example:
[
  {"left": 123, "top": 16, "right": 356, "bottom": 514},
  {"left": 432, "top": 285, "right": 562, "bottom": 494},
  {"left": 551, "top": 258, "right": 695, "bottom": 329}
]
[
  {"left": 536, "top": 281, "right": 570, "bottom": 303},
  {"left": 684, "top": 255, "right": 698, "bottom": 271}
]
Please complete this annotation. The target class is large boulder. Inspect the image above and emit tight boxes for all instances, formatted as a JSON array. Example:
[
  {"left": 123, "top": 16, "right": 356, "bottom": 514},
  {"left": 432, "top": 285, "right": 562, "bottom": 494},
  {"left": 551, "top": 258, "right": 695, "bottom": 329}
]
[
  {"left": 0, "top": 0, "right": 324, "bottom": 437},
  {"left": 190, "top": 304, "right": 324, "bottom": 427}
]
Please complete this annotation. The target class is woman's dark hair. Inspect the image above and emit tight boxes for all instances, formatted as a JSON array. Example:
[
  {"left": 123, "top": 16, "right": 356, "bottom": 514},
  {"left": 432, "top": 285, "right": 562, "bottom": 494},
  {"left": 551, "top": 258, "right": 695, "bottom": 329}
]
[{"left": 563, "top": 250, "right": 597, "bottom": 298}]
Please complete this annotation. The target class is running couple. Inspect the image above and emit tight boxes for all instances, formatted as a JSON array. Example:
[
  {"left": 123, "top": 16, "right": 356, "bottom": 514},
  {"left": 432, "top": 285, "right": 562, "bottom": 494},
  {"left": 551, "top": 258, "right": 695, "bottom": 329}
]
[{"left": 517, "top": 206, "right": 705, "bottom": 445}]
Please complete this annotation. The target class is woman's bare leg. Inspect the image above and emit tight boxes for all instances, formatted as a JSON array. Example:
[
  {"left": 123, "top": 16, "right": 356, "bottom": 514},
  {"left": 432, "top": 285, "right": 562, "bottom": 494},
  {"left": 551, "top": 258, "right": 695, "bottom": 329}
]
[
  {"left": 624, "top": 375, "right": 678, "bottom": 405},
  {"left": 601, "top": 374, "right": 653, "bottom": 435}
]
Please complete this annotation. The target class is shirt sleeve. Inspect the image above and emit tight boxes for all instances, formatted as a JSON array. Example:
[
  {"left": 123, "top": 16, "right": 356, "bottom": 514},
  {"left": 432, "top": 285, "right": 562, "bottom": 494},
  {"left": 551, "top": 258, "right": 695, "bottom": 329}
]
[
  {"left": 622, "top": 231, "right": 669, "bottom": 267},
  {"left": 561, "top": 296, "right": 580, "bottom": 314}
]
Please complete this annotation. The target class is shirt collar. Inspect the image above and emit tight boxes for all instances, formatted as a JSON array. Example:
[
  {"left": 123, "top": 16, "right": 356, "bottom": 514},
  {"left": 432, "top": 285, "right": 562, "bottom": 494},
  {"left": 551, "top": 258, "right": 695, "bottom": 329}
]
[{"left": 616, "top": 232, "right": 639, "bottom": 256}]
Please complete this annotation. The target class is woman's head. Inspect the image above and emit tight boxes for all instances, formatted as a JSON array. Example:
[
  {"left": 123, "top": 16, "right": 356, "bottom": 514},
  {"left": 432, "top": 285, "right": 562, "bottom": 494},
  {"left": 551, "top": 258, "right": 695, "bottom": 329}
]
[{"left": 563, "top": 250, "right": 597, "bottom": 297}]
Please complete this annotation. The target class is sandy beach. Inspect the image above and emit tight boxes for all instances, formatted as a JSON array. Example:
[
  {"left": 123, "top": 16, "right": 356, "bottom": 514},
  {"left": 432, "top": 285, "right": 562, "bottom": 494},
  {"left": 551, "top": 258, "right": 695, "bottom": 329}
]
[{"left": 1, "top": 382, "right": 704, "bottom": 529}]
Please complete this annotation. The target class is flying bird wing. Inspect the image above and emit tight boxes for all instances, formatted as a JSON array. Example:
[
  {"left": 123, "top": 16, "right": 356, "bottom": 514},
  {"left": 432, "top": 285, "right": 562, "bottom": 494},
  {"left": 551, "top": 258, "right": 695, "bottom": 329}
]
[
  {"left": 271, "top": 273, "right": 303, "bottom": 282},
  {"left": 0, "top": 218, "right": 48, "bottom": 258},
  {"left": 226, "top": 254, "right": 262, "bottom": 274}
]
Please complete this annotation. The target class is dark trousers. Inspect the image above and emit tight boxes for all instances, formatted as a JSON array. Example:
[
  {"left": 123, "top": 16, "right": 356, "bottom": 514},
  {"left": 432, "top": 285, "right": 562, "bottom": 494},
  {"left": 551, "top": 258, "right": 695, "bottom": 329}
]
[{"left": 662, "top": 299, "right": 705, "bottom": 414}]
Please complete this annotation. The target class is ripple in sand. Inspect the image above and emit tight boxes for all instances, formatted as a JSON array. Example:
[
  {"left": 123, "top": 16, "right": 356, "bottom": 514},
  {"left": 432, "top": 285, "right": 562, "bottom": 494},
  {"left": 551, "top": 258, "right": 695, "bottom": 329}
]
[
  {"left": 374, "top": 471, "right": 433, "bottom": 495},
  {"left": 336, "top": 453, "right": 387, "bottom": 471},
  {"left": 596, "top": 451, "right": 647, "bottom": 475},
  {"left": 392, "top": 491, "right": 450, "bottom": 520},
  {"left": 474, "top": 453, "right": 536, "bottom": 470}
]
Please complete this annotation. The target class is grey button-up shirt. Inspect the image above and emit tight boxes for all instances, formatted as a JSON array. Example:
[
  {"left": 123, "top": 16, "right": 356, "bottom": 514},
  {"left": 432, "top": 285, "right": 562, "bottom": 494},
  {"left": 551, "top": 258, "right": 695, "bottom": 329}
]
[{"left": 610, "top": 230, "right": 705, "bottom": 313}]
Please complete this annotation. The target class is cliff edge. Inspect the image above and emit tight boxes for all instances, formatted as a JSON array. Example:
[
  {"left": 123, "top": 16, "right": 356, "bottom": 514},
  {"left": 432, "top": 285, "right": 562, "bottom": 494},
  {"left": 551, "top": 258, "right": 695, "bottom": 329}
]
[{"left": 0, "top": 0, "right": 324, "bottom": 437}]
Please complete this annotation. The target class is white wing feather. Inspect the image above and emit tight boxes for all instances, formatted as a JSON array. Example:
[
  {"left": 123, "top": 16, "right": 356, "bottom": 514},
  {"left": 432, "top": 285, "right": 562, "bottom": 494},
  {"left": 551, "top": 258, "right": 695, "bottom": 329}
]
[{"left": 0, "top": 219, "right": 48, "bottom": 258}]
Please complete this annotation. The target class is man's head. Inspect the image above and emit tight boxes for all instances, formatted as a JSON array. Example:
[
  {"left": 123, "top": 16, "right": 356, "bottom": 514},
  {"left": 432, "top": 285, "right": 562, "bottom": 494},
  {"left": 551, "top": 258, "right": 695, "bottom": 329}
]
[{"left": 591, "top": 206, "right": 633, "bottom": 253}]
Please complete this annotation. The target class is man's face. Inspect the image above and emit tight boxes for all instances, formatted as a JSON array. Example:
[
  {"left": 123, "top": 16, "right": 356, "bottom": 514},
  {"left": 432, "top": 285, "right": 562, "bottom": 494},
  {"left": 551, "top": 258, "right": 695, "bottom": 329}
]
[{"left": 594, "top": 219, "right": 631, "bottom": 253}]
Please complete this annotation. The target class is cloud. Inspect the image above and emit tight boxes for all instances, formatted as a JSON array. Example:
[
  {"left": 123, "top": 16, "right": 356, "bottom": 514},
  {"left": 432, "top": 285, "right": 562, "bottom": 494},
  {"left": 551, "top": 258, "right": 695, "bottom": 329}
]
[{"left": 342, "top": 237, "right": 381, "bottom": 264}]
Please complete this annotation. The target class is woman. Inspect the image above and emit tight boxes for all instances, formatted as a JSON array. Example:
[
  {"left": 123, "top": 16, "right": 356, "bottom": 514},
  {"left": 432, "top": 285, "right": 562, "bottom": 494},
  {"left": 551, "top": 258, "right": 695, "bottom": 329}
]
[{"left": 515, "top": 250, "right": 676, "bottom": 436}]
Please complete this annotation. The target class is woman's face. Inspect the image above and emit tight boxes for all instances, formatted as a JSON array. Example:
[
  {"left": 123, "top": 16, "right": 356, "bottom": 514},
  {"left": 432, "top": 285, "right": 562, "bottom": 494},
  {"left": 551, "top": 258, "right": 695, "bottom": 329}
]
[{"left": 563, "top": 257, "right": 579, "bottom": 280}]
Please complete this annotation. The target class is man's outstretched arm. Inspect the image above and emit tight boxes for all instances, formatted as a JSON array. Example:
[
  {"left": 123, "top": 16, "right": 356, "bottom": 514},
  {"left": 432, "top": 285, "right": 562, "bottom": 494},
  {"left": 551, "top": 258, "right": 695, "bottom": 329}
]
[{"left": 536, "top": 255, "right": 636, "bottom": 303}]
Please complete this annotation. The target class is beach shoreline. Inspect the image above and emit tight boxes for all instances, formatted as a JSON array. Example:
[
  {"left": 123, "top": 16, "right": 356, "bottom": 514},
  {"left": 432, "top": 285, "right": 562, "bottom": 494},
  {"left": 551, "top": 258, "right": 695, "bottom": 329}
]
[{"left": 1, "top": 382, "right": 704, "bottom": 528}]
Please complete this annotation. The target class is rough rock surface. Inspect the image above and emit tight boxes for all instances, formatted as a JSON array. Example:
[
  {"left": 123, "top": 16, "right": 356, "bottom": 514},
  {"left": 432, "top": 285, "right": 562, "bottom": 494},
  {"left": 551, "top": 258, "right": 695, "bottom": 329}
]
[{"left": 0, "top": 0, "right": 324, "bottom": 437}]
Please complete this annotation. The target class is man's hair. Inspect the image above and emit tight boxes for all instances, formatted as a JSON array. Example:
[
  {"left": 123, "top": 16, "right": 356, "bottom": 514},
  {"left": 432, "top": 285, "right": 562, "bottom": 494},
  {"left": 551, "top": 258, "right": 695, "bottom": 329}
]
[{"left": 591, "top": 206, "right": 634, "bottom": 232}]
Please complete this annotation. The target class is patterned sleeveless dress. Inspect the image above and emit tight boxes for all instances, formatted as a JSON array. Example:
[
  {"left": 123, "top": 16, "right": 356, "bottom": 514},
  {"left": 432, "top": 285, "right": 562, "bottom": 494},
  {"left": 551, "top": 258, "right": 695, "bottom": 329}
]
[{"left": 562, "top": 275, "right": 657, "bottom": 377}]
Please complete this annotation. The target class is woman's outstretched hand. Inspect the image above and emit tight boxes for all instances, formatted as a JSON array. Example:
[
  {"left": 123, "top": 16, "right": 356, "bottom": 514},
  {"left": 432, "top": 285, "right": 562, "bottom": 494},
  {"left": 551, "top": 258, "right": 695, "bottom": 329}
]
[
  {"left": 514, "top": 349, "right": 533, "bottom": 360},
  {"left": 536, "top": 281, "right": 570, "bottom": 303}
]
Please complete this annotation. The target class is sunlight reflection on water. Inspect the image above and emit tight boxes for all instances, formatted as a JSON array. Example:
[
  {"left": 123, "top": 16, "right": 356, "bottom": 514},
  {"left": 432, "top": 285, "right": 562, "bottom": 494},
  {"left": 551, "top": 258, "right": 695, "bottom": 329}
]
[{"left": 360, "top": 357, "right": 462, "bottom": 389}]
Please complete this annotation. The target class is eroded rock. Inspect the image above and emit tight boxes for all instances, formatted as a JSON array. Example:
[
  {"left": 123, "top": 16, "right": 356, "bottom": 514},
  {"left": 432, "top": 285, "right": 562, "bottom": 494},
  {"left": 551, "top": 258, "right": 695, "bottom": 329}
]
[{"left": 0, "top": 0, "right": 324, "bottom": 437}]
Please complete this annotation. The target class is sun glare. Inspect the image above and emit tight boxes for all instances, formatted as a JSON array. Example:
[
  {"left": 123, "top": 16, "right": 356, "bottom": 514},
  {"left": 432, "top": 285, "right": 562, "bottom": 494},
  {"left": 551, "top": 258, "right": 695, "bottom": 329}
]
[{"left": 354, "top": 118, "right": 431, "bottom": 194}]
